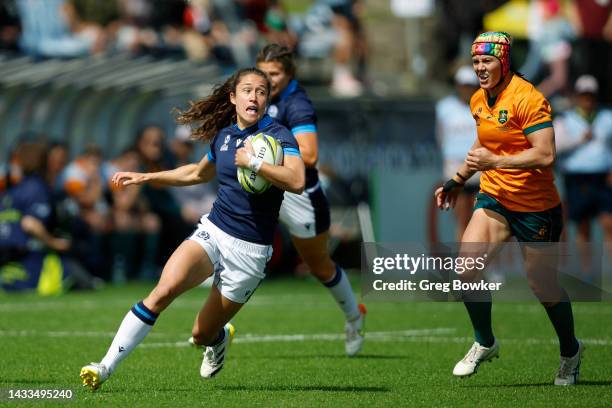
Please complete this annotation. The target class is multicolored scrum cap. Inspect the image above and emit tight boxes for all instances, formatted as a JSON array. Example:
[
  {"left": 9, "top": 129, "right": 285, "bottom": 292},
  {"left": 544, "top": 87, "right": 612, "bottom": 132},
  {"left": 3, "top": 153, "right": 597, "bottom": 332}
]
[{"left": 471, "top": 32, "right": 513, "bottom": 77}]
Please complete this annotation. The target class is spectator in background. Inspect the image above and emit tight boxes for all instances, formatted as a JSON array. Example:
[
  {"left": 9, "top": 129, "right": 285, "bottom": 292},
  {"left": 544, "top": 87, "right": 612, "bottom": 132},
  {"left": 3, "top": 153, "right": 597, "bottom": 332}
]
[
  {"left": 135, "top": 125, "right": 191, "bottom": 268},
  {"left": 434, "top": 65, "right": 481, "bottom": 241},
  {"left": 321, "top": 0, "right": 367, "bottom": 97},
  {"left": 520, "top": 0, "right": 574, "bottom": 99},
  {"left": 56, "top": 145, "right": 110, "bottom": 280},
  {"left": 0, "top": 150, "right": 22, "bottom": 193},
  {"left": 169, "top": 125, "right": 217, "bottom": 225},
  {"left": 0, "top": 142, "right": 71, "bottom": 294},
  {"left": 0, "top": 0, "right": 20, "bottom": 53},
  {"left": 554, "top": 75, "right": 612, "bottom": 273},
  {"left": 15, "top": 0, "right": 106, "bottom": 58},
  {"left": 60, "top": 145, "right": 110, "bottom": 234},
  {"left": 102, "top": 147, "right": 161, "bottom": 283},
  {"left": 568, "top": 0, "right": 612, "bottom": 104},
  {"left": 240, "top": 0, "right": 297, "bottom": 49},
  {"left": 436, "top": 0, "right": 507, "bottom": 70},
  {"left": 46, "top": 141, "right": 70, "bottom": 193}
]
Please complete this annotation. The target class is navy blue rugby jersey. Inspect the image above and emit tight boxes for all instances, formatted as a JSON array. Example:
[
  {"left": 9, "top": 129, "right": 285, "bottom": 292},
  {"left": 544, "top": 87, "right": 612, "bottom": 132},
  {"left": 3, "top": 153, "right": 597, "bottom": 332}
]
[
  {"left": 206, "top": 114, "right": 301, "bottom": 245},
  {"left": 267, "top": 79, "right": 320, "bottom": 189},
  {"left": 0, "top": 175, "right": 53, "bottom": 251}
]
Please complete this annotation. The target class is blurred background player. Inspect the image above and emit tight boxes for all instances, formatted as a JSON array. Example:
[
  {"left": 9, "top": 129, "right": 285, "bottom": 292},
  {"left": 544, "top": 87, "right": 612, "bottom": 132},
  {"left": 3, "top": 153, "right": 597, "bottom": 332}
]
[
  {"left": 135, "top": 125, "right": 192, "bottom": 270},
  {"left": 554, "top": 75, "right": 612, "bottom": 275},
  {"left": 323, "top": 0, "right": 367, "bottom": 97},
  {"left": 435, "top": 32, "right": 582, "bottom": 386},
  {"left": 435, "top": 65, "right": 480, "bottom": 241},
  {"left": 80, "top": 67, "right": 304, "bottom": 389},
  {"left": 0, "top": 142, "right": 70, "bottom": 294},
  {"left": 256, "top": 44, "right": 366, "bottom": 356},
  {"left": 169, "top": 124, "right": 217, "bottom": 225}
]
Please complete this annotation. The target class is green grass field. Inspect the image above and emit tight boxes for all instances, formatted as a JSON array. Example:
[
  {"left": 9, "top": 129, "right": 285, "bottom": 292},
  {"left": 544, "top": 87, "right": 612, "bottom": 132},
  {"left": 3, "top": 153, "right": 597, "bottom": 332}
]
[{"left": 1, "top": 277, "right": 611, "bottom": 407}]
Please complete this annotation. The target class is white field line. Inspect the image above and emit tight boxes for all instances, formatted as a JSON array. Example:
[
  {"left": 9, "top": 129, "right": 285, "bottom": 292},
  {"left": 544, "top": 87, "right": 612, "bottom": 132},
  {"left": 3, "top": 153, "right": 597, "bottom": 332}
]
[
  {"left": 2, "top": 299, "right": 612, "bottom": 314},
  {"left": 0, "top": 295, "right": 332, "bottom": 312},
  {"left": 2, "top": 327, "right": 611, "bottom": 347},
  {"left": 139, "top": 335, "right": 612, "bottom": 349}
]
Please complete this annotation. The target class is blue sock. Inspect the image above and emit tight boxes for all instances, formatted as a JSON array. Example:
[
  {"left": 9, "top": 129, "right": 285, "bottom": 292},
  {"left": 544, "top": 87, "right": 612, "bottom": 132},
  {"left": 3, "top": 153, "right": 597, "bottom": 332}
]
[
  {"left": 130, "top": 301, "right": 159, "bottom": 326},
  {"left": 207, "top": 327, "right": 226, "bottom": 347}
]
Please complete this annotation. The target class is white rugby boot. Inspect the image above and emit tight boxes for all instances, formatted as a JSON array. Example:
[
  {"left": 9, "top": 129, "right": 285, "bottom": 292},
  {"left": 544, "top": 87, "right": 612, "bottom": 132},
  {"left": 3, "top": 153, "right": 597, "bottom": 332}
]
[
  {"left": 345, "top": 303, "right": 367, "bottom": 357},
  {"left": 453, "top": 340, "right": 499, "bottom": 377},
  {"left": 554, "top": 340, "right": 584, "bottom": 386},
  {"left": 200, "top": 323, "right": 235, "bottom": 379}
]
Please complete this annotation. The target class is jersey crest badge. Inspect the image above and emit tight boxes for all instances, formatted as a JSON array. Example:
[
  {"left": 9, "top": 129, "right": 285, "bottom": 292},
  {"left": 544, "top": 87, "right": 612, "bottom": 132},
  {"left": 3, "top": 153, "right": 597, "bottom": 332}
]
[{"left": 498, "top": 109, "right": 508, "bottom": 124}]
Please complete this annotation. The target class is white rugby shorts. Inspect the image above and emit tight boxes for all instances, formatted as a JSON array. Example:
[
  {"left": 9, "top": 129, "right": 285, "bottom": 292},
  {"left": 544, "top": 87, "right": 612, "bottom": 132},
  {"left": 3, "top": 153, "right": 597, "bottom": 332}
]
[
  {"left": 279, "top": 182, "right": 331, "bottom": 238},
  {"left": 188, "top": 216, "right": 272, "bottom": 303}
]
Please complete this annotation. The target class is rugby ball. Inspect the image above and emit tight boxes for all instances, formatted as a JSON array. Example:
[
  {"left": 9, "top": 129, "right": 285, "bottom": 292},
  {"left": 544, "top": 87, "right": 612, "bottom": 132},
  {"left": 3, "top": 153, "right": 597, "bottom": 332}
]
[{"left": 237, "top": 133, "right": 283, "bottom": 194}]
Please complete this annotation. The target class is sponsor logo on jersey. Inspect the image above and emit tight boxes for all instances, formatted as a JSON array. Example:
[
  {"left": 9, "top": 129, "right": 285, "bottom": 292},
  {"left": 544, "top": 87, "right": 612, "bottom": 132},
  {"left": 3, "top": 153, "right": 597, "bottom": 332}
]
[
  {"left": 197, "top": 230, "right": 210, "bottom": 240},
  {"left": 220, "top": 135, "right": 230, "bottom": 151}
]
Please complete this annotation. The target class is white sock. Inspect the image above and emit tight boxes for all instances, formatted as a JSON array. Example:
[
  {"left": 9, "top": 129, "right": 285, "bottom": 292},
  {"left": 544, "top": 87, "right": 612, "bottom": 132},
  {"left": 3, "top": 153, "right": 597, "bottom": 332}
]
[
  {"left": 323, "top": 267, "right": 360, "bottom": 321},
  {"left": 100, "top": 303, "right": 157, "bottom": 374}
]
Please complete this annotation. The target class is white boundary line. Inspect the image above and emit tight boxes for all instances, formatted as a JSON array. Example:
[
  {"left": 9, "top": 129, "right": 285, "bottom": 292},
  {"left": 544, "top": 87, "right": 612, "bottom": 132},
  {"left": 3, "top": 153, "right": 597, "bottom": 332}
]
[{"left": 2, "top": 327, "right": 611, "bottom": 347}]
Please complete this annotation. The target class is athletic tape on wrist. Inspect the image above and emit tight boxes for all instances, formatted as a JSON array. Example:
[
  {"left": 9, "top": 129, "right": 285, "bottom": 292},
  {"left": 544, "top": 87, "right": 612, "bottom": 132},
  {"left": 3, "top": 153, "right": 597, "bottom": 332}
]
[{"left": 442, "top": 178, "right": 464, "bottom": 193}]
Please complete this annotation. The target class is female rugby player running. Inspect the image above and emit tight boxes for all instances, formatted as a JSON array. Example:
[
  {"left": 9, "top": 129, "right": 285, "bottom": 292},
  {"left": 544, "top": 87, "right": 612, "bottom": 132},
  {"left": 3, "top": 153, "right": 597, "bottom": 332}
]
[
  {"left": 80, "top": 67, "right": 304, "bottom": 389},
  {"left": 257, "top": 44, "right": 366, "bottom": 356}
]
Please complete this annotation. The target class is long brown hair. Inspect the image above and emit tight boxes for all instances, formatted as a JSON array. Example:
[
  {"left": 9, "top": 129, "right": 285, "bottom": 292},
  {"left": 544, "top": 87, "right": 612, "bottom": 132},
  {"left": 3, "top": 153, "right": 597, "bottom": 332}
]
[
  {"left": 175, "top": 68, "right": 271, "bottom": 142},
  {"left": 256, "top": 44, "right": 296, "bottom": 78}
]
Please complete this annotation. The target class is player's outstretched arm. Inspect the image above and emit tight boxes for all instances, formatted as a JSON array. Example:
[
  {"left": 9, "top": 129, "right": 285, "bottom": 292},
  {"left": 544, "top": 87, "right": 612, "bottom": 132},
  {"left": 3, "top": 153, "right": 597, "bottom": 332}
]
[{"left": 112, "top": 155, "right": 216, "bottom": 188}]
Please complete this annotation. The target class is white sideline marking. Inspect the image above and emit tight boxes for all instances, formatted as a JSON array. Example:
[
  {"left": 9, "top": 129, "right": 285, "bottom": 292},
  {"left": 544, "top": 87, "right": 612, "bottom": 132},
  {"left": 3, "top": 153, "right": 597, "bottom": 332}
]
[
  {"left": 1, "top": 327, "right": 611, "bottom": 348},
  {"left": 0, "top": 295, "right": 330, "bottom": 311}
]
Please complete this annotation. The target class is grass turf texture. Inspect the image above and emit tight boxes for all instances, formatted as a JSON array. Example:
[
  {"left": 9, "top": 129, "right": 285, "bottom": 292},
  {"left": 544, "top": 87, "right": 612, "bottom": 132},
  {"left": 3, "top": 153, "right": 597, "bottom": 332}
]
[{"left": 1, "top": 278, "right": 611, "bottom": 407}]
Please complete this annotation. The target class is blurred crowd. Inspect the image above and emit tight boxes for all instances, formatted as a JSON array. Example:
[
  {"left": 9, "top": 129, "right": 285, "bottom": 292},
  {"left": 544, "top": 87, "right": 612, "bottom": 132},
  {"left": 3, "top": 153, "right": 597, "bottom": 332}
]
[
  {"left": 0, "top": 125, "right": 216, "bottom": 293},
  {"left": 0, "top": 0, "right": 368, "bottom": 97},
  {"left": 439, "top": 0, "right": 612, "bottom": 105},
  {"left": 0, "top": 125, "right": 367, "bottom": 293}
]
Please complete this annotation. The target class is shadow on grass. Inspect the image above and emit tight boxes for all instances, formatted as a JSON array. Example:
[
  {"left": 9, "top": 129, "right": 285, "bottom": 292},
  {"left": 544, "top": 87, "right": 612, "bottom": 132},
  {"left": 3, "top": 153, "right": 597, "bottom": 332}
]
[
  {"left": 462, "top": 380, "right": 612, "bottom": 388},
  {"left": 99, "top": 388, "right": 194, "bottom": 393},
  {"left": 238, "top": 354, "right": 409, "bottom": 360},
  {"left": 216, "top": 385, "right": 390, "bottom": 393}
]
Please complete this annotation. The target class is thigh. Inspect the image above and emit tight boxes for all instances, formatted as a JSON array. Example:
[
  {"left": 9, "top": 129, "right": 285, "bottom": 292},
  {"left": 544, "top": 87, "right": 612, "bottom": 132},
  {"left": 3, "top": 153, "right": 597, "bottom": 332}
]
[
  {"left": 291, "top": 231, "right": 334, "bottom": 278},
  {"left": 462, "top": 208, "right": 512, "bottom": 243},
  {"left": 459, "top": 208, "right": 512, "bottom": 280},
  {"left": 145, "top": 240, "right": 214, "bottom": 312}
]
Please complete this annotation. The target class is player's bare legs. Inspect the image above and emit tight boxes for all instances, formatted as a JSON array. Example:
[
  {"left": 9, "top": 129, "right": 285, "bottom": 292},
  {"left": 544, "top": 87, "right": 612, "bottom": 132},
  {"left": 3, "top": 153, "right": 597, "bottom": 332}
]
[
  {"left": 81, "top": 241, "right": 212, "bottom": 390},
  {"left": 292, "top": 232, "right": 366, "bottom": 356}
]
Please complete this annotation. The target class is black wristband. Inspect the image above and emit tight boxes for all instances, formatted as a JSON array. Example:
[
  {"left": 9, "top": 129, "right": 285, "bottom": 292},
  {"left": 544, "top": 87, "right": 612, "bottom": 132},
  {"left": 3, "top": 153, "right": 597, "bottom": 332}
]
[
  {"left": 442, "top": 178, "right": 464, "bottom": 193},
  {"left": 456, "top": 172, "right": 468, "bottom": 182}
]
